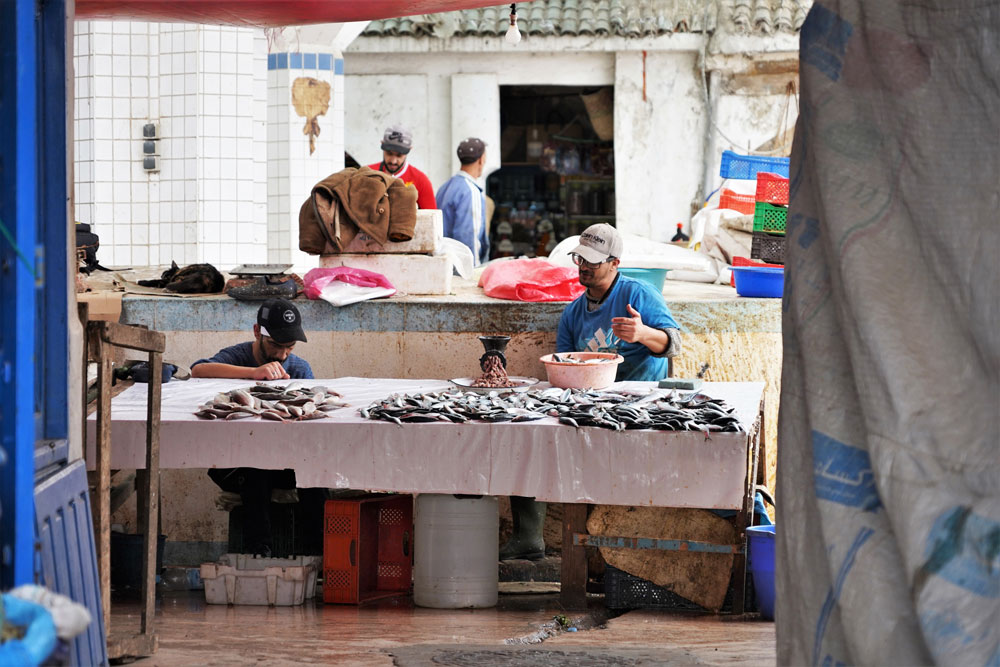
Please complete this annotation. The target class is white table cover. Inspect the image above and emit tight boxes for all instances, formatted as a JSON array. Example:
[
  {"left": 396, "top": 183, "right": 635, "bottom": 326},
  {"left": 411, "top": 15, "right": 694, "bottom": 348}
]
[{"left": 87, "top": 378, "right": 764, "bottom": 508}]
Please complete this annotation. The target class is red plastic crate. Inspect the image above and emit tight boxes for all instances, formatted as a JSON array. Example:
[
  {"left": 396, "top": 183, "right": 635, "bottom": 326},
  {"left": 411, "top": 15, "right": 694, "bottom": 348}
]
[
  {"left": 755, "top": 172, "right": 789, "bottom": 205},
  {"left": 323, "top": 494, "right": 413, "bottom": 604},
  {"left": 730, "top": 256, "right": 783, "bottom": 287},
  {"left": 718, "top": 188, "right": 756, "bottom": 214}
]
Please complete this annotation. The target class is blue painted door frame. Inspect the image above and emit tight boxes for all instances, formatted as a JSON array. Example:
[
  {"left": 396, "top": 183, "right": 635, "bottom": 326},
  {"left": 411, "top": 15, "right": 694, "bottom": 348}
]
[{"left": 0, "top": 0, "right": 69, "bottom": 590}]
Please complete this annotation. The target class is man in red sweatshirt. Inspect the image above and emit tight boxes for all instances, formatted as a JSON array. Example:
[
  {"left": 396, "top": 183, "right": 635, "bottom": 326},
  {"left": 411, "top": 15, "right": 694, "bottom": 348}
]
[{"left": 368, "top": 124, "right": 436, "bottom": 209}]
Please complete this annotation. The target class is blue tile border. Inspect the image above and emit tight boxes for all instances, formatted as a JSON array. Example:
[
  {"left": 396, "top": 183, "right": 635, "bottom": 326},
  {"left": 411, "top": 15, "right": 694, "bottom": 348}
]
[{"left": 266, "top": 52, "right": 344, "bottom": 74}]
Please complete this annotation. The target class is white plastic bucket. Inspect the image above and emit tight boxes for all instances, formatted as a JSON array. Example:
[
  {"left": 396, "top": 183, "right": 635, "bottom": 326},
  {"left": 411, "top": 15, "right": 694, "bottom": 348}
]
[{"left": 413, "top": 494, "right": 498, "bottom": 609}]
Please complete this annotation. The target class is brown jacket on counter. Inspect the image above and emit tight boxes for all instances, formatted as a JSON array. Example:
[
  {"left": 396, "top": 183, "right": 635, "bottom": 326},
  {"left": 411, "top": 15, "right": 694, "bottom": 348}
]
[{"left": 299, "top": 167, "right": 418, "bottom": 255}]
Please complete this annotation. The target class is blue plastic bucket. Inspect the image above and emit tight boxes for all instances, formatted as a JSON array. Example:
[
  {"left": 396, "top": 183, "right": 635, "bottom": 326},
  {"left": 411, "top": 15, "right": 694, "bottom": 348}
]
[
  {"left": 731, "top": 266, "right": 784, "bottom": 298},
  {"left": 747, "top": 525, "right": 776, "bottom": 620},
  {"left": 619, "top": 268, "right": 668, "bottom": 292}
]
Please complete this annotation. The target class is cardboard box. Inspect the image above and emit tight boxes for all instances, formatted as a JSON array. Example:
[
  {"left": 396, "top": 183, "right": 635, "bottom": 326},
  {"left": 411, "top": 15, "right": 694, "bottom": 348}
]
[{"left": 77, "top": 292, "right": 123, "bottom": 322}]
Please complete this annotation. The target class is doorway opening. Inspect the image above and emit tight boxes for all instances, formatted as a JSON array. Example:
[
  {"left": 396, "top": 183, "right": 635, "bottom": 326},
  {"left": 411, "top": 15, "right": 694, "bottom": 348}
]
[{"left": 488, "top": 85, "right": 614, "bottom": 259}]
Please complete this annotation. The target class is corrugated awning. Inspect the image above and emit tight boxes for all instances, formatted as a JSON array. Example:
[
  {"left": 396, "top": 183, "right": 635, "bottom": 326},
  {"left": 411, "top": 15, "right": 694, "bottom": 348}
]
[{"left": 74, "top": 0, "right": 512, "bottom": 28}]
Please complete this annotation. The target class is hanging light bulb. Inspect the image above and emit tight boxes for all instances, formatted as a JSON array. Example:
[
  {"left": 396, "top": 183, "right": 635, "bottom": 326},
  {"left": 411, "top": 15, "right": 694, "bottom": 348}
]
[{"left": 505, "top": 3, "right": 521, "bottom": 45}]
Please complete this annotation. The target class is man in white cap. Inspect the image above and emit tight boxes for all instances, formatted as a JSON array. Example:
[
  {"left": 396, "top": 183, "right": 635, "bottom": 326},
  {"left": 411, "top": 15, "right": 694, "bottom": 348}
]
[
  {"left": 436, "top": 137, "right": 490, "bottom": 265},
  {"left": 368, "top": 124, "right": 436, "bottom": 209},
  {"left": 502, "top": 224, "right": 684, "bottom": 561},
  {"left": 557, "top": 223, "right": 681, "bottom": 380}
]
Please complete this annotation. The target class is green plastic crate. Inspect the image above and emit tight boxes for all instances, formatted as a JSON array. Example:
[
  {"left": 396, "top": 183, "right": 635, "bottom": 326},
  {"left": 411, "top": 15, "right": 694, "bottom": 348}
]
[{"left": 753, "top": 202, "right": 787, "bottom": 235}]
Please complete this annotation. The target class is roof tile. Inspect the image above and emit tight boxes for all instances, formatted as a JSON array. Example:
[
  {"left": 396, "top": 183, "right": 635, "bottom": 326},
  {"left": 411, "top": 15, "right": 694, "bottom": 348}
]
[{"left": 362, "top": 0, "right": 813, "bottom": 39}]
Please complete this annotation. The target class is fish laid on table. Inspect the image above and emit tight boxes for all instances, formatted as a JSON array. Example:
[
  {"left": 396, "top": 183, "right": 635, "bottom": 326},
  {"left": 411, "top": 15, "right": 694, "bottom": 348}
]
[
  {"left": 360, "top": 387, "right": 744, "bottom": 433},
  {"left": 193, "top": 383, "right": 349, "bottom": 422}
]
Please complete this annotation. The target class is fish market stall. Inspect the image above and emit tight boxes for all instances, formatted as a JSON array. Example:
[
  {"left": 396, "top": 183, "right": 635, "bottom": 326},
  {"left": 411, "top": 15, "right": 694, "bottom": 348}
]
[{"left": 87, "top": 377, "right": 765, "bottom": 608}]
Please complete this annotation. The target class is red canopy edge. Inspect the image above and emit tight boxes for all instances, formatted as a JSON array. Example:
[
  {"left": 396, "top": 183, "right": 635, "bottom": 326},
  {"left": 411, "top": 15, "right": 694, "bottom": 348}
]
[{"left": 75, "top": 0, "right": 508, "bottom": 27}]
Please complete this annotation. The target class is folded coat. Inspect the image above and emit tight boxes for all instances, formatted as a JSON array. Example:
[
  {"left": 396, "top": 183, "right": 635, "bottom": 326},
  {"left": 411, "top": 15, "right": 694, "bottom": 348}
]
[{"left": 299, "top": 167, "right": 418, "bottom": 255}]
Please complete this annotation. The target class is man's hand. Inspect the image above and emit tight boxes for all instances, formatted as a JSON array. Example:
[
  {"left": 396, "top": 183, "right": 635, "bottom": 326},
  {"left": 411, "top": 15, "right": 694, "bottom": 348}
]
[
  {"left": 250, "top": 362, "right": 290, "bottom": 381},
  {"left": 612, "top": 304, "right": 670, "bottom": 354},
  {"left": 611, "top": 303, "right": 646, "bottom": 343}
]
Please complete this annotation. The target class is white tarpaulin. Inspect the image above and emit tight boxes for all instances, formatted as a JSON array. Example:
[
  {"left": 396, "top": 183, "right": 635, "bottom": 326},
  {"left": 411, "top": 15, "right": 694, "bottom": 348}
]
[{"left": 778, "top": 2, "right": 999, "bottom": 665}]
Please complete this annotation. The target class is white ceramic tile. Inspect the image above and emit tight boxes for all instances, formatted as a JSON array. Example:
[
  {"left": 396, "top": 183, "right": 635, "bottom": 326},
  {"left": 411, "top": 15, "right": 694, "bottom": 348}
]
[
  {"left": 203, "top": 95, "right": 219, "bottom": 116},
  {"left": 130, "top": 76, "right": 148, "bottom": 98},
  {"left": 131, "top": 182, "right": 148, "bottom": 202},
  {"left": 131, "top": 57, "right": 148, "bottom": 78},
  {"left": 171, "top": 52, "right": 183, "bottom": 74},
  {"left": 130, "top": 34, "right": 148, "bottom": 56},
  {"left": 171, "top": 223, "right": 184, "bottom": 243},
  {"left": 236, "top": 181, "right": 252, "bottom": 202},
  {"left": 131, "top": 98, "right": 148, "bottom": 118},
  {"left": 147, "top": 245, "right": 159, "bottom": 266},
  {"left": 185, "top": 71, "right": 197, "bottom": 95},
  {"left": 219, "top": 95, "right": 236, "bottom": 118},
  {"left": 171, "top": 202, "right": 184, "bottom": 222},
  {"left": 148, "top": 224, "right": 159, "bottom": 243},
  {"left": 94, "top": 33, "right": 112, "bottom": 55},
  {"left": 112, "top": 55, "right": 129, "bottom": 77},
  {"left": 159, "top": 202, "right": 172, "bottom": 222},
  {"left": 170, "top": 32, "right": 184, "bottom": 53},
  {"left": 94, "top": 203, "right": 113, "bottom": 222},
  {"left": 112, "top": 202, "right": 130, "bottom": 222},
  {"left": 132, "top": 202, "right": 149, "bottom": 224},
  {"left": 202, "top": 51, "right": 220, "bottom": 73},
  {"left": 221, "top": 180, "right": 237, "bottom": 201},
  {"left": 112, "top": 118, "right": 130, "bottom": 139},
  {"left": 94, "top": 182, "right": 113, "bottom": 203},
  {"left": 112, "top": 162, "right": 129, "bottom": 184},
  {"left": 112, "top": 75, "right": 130, "bottom": 98},
  {"left": 131, "top": 224, "right": 148, "bottom": 244},
  {"left": 184, "top": 29, "right": 198, "bottom": 53},
  {"left": 93, "top": 76, "right": 112, "bottom": 97},
  {"left": 220, "top": 244, "right": 237, "bottom": 265}
]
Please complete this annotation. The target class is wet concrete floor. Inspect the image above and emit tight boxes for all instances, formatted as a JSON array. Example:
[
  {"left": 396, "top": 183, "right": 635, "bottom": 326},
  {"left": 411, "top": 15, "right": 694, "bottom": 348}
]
[{"left": 111, "top": 592, "right": 775, "bottom": 666}]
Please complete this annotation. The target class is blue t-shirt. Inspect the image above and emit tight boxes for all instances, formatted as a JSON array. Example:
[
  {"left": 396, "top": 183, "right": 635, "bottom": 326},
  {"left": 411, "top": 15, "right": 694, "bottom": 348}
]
[
  {"left": 191, "top": 341, "right": 314, "bottom": 380},
  {"left": 556, "top": 275, "right": 679, "bottom": 382}
]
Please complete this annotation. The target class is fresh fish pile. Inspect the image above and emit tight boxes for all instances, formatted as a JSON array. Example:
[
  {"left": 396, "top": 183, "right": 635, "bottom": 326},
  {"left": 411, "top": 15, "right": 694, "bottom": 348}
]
[
  {"left": 361, "top": 387, "right": 744, "bottom": 433},
  {"left": 194, "top": 382, "right": 349, "bottom": 421}
]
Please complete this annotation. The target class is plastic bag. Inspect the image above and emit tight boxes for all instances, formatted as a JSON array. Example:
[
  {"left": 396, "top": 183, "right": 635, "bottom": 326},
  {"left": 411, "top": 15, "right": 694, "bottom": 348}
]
[
  {"left": 9, "top": 585, "right": 91, "bottom": 641},
  {"left": 303, "top": 267, "right": 396, "bottom": 307},
  {"left": 0, "top": 594, "right": 57, "bottom": 667},
  {"left": 478, "top": 258, "right": 585, "bottom": 302}
]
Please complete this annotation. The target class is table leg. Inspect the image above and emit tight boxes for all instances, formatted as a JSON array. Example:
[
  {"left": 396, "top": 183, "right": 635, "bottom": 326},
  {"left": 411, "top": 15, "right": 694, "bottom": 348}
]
[{"left": 560, "top": 503, "right": 588, "bottom": 609}]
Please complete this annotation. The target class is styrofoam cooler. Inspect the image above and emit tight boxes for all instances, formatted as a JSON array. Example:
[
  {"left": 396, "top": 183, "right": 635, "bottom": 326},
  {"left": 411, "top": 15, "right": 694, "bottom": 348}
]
[{"left": 413, "top": 494, "right": 498, "bottom": 609}]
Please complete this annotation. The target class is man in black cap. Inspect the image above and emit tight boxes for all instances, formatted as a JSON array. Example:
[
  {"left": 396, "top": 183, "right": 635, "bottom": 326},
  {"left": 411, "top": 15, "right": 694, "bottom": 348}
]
[
  {"left": 436, "top": 137, "right": 490, "bottom": 265},
  {"left": 368, "top": 123, "right": 436, "bottom": 209},
  {"left": 191, "top": 298, "right": 313, "bottom": 380},
  {"left": 192, "top": 298, "right": 313, "bottom": 556}
]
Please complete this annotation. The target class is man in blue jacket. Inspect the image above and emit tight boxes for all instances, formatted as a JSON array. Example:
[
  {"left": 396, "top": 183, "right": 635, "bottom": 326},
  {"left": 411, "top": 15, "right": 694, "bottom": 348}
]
[{"left": 436, "top": 137, "right": 490, "bottom": 265}]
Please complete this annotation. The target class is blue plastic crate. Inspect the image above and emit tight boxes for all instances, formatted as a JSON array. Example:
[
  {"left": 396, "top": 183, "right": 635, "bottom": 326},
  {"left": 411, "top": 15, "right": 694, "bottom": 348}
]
[{"left": 719, "top": 150, "right": 790, "bottom": 180}]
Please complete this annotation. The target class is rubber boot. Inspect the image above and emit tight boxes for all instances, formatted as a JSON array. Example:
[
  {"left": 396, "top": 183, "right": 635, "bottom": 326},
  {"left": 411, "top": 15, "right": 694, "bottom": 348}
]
[{"left": 499, "top": 496, "right": 546, "bottom": 561}]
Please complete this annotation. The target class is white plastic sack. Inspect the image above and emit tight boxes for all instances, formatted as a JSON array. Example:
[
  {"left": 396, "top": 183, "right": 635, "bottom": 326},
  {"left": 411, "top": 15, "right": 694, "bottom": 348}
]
[
  {"left": 548, "top": 233, "right": 715, "bottom": 273},
  {"left": 440, "top": 237, "right": 475, "bottom": 280},
  {"left": 778, "top": 3, "right": 999, "bottom": 666}
]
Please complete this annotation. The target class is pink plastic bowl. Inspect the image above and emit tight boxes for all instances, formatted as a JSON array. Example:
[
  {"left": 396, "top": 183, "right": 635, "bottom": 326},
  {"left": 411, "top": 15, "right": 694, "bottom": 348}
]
[{"left": 539, "top": 352, "right": 624, "bottom": 390}]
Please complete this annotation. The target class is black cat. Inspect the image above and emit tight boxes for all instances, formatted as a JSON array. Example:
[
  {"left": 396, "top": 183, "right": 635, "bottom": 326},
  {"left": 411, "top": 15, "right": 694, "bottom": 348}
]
[{"left": 137, "top": 261, "right": 225, "bottom": 294}]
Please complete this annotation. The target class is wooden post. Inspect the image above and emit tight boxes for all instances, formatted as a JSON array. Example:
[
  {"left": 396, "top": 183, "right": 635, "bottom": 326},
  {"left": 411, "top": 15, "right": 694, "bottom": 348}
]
[
  {"left": 560, "top": 503, "right": 588, "bottom": 609},
  {"left": 92, "top": 328, "right": 113, "bottom": 635},
  {"left": 140, "top": 349, "right": 162, "bottom": 634}
]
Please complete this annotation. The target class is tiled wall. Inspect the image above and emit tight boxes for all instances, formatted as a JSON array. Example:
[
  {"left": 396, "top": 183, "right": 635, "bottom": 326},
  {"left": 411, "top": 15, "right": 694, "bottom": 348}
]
[
  {"left": 74, "top": 21, "right": 269, "bottom": 269},
  {"left": 266, "top": 52, "right": 345, "bottom": 267}
]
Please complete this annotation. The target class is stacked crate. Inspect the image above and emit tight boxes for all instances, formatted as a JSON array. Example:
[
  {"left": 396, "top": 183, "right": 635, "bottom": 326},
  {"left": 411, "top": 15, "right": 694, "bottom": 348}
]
[{"left": 750, "top": 172, "right": 789, "bottom": 264}]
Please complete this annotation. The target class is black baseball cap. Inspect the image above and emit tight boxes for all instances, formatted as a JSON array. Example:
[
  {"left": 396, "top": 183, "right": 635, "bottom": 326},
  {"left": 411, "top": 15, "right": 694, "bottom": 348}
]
[
  {"left": 257, "top": 299, "right": 307, "bottom": 344},
  {"left": 457, "top": 137, "right": 486, "bottom": 163}
]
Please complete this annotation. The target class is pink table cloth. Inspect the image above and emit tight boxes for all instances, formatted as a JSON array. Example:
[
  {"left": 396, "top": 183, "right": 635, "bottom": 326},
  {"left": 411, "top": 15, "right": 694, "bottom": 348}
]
[{"left": 87, "top": 378, "right": 764, "bottom": 508}]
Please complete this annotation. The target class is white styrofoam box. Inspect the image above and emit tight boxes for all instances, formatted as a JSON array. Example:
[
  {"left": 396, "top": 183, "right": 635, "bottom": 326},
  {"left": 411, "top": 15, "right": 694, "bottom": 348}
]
[
  {"left": 340, "top": 209, "right": 442, "bottom": 255},
  {"left": 200, "top": 554, "right": 321, "bottom": 606},
  {"left": 319, "top": 251, "right": 452, "bottom": 295}
]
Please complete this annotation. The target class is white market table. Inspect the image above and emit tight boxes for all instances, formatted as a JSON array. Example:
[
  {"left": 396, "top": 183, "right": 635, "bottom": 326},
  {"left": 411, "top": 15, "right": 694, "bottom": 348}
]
[{"left": 88, "top": 377, "right": 766, "bottom": 610}]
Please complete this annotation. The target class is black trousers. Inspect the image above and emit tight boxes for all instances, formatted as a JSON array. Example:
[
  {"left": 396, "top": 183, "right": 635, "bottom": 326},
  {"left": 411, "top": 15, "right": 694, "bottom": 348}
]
[{"left": 207, "top": 467, "right": 296, "bottom": 554}]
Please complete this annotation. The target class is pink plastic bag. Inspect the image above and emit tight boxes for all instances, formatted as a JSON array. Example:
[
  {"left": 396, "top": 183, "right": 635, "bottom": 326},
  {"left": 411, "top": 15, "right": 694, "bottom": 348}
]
[
  {"left": 478, "top": 258, "right": 585, "bottom": 302},
  {"left": 303, "top": 267, "right": 396, "bottom": 306}
]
